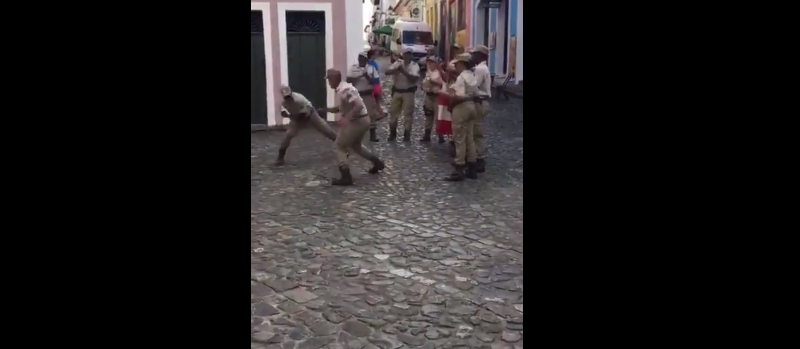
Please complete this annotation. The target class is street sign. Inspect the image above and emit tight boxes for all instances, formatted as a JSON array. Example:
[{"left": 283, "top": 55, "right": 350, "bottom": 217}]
[{"left": 484, "top": 0, "right": 501, "bottom": 8}]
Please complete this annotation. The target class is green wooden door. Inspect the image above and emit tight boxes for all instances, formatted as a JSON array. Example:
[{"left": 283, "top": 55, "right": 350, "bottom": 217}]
[
  {"left": 286, "top": 11, "right": 326, "bottom": 109},
  {"left": 251, "top": 11, "right": 268, "bottom": 125}
]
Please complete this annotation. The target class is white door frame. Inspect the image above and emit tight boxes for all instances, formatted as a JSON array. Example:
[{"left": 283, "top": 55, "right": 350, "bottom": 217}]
[
  {"left": 277, "top": 2, "right": 335, "bottom": 123},
  {"left": 251, "top": 2, "right": 276, "bottom": 126}
]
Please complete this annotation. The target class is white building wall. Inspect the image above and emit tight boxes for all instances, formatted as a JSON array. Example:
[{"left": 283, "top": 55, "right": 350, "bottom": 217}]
[
  {"left": 346, "top": 0, "right": 364, "bottom": 65},
  {"left": 516, "top": 0, "right": 523, "bottom": 83}
]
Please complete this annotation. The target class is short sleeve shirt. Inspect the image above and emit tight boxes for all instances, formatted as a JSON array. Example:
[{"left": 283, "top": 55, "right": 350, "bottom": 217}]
[
  {"left": 473, "top": 62, "right": 492, "bottom": 98},
  {"left": 422, "top": 69, "right": 443, "bottom": 93},
  {"left": 336, "top": 82, "right": 368, "bottom": 118},
  {"left": 391, "top": 60, "right": 420, "bottom": 89},
  {"left": 451, "top": 70, "right": 479, "bottom": 97},
  {"left": 281, "top": 92, "right": 315, "bottom": 116},
  {"left": 347, "top": 64, "right": 378, "bottom": 92}
]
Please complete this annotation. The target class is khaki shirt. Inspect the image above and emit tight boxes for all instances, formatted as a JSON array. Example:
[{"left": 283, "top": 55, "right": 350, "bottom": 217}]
[
  {"left": 451, "top": 70, "right": 479, "bottom": 98},
  {"left": 473, "top": 61, "right": 492, "bottom": 98},
  {"left": 346, "top": 64, "right": 378, "bottom": 92},
  {"left": 389, "top": 60, "right": 420, "bottom": 89},
  {"left": 335, "top": 82, "right": 368, "bottom": 119},
  {"left": 281, "top": 92, "right": 315, "bottom": 117},
  {"left": 422, "top": 69, "right": 443, "bottom": 93}
]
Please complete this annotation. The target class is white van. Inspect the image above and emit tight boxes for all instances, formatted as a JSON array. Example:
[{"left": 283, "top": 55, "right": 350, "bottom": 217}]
[{"left": 390, "top": 17, "right": 437, "bottom": 64}]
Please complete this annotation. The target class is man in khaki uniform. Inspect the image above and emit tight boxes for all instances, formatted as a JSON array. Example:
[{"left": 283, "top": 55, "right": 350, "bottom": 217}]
[
  {"left": 443, "top": 53, "right": 480, "bottom": 181},
  {"left": 385, "top": 47, "right": 420, "bottom": 142},
  {"left": 447, "top": 44, "right": 463, "bottom": 74},
  {"left": 320, "top": 69, "right": 385, "bottom": 186},
  {"left": 470, "top": 45, "right": 491, "bottom": 173},
  {"left": 347, "top": 51, "right": 382, "bottom": 142},
  {"left": 421, "top": 56, "right": 444, "bottom": 142},
  {"left": 273, "top": 85, "right": 338, "bottom": 166}
]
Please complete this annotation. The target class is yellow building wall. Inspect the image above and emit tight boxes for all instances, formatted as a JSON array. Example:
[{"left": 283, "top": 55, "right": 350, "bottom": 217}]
[{"left": 425, "top": 0, "right": 438, "bottom": 38}]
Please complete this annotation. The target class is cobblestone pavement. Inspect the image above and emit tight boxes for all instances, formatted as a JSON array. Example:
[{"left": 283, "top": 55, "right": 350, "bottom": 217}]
[{"left": 251, "top": 60, "right": 524, "bottom": 349}]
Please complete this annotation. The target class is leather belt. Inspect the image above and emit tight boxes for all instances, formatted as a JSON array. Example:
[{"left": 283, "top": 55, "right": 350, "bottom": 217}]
[
  {"left": 448, "top": 98, "right": 476, "bottom": 111},
  {"left": 392, "top": 86, "right": 418, "bottom": 94},
  {"left": 358, "top": 90, "right": 374, "bottom": 96}
]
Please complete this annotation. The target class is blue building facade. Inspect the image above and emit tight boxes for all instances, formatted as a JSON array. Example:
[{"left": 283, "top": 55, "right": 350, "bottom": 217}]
[{"left": 470, "top": 0, "right": 522, "bottom": 84}]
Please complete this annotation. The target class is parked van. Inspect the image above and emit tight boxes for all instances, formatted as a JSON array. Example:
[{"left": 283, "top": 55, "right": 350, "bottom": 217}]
[{"left": 390, "top": 18, "right": 437, "bottom": 65}]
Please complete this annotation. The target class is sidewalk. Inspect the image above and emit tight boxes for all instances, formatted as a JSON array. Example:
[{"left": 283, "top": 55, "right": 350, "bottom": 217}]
[{"left": 505, "top": 84, "right": 523, "bottom": 98}]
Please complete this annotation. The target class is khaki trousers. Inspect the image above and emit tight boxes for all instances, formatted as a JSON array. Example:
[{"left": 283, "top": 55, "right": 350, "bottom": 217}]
[
  {"left": 362, "top": 92, "right": 382, "bottom": 128},
  {"left": 451, "top": 102, "right": 478, "bottom": 166},
  {"left": 280, "top": 110, "right": 337, "bottom": 149},
  {"left": 474, "top": 100, "right": 489, "bottom": 160},
  {"left": 423, "top": 94, "right": 437, "bottom": 130},
  {"left": 334, "top": 116, "right": 379, "bottom": 167},
  {"left": 389, "top": 92, "right": 416, "bottom": 131}
]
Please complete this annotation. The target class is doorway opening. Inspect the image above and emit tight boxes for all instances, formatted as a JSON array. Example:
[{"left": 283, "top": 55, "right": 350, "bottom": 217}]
[{"left": 285, "top": 11, "right": 326, "bottom": 110}]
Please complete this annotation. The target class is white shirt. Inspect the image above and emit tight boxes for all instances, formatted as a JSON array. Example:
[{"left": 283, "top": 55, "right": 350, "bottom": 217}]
[
  {"left": 389, "top": 60, "right": 420, "bottom": 89},
  {"left": 335, "top": 81, "right": 368, "bottom": 118},
  {"left": 347, "top": 64, "right": 378, "bottom": 92},
  {"left": 451, "top": 70, "right": 479, "bottom": 97},
  {"left": 422, "top": 69, "right": 444, "bottom": 93},
  {"left": 473, "top": 61, "right": 492, "bottom": 98}
]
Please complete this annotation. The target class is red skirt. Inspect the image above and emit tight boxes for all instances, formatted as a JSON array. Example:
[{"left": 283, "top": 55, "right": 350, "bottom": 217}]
[{"left": 436, "top": 93, "right": 452, "bottom": 136}]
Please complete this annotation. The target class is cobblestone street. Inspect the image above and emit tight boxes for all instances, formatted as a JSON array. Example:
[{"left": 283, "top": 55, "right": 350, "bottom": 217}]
[{"left": 252, "top": 62, "right": 524, "bottom": 349}]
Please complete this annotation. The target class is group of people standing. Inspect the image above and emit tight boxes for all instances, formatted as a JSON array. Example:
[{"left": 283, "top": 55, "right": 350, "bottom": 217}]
[{"left": 271, "top": 43, "right": 493, "bottom": 185}]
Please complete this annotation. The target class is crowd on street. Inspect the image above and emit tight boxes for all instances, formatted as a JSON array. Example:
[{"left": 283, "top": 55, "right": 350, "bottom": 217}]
[{"left": 274, "top": 43, "right": 496, "bottom": 186}]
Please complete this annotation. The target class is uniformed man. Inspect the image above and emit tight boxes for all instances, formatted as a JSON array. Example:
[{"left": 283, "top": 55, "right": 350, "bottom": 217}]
[
  {"left": 447, "top": 44, "right": 463, "bottom": 73},
  {"left": 442, "top": 53, "right": 479, "bottom": 181},
  {"left": 320, "top": 69, "right": 385, "bottom": 186},
  {"left": 470, "top": 45, "right": 491, "bottom": 173},
  {"left": 421, "top": 56, "right": 444, "bottom": 142},
  {"left": 273, "top": 85, "right": 339, "bottom": 166},
  {"left": 385, "top": 47, "right": 420, "bottom": 142},
  {"left": 347, "top": 51, "right": 382, "bottom": 142}
]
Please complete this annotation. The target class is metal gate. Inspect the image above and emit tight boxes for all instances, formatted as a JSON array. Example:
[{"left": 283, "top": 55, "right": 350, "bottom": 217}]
[
  {"left": 286, "top": 11, "right": 326, "bottom": 110},
  {"left": 251, "top": 11, "right": 268, "bottom": 125}
]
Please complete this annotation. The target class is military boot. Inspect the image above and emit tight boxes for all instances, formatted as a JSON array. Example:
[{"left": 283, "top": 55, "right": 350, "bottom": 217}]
[
  {"left": 475, "top": 158, "right": 486, "bottom": 173},
  {"left": 273, "top": 149, "right": 287, "bottom": 166},
  {"left": 420, "top": 128, "right": 432, "bottom": 142},
  {"left": 465, "top": 162, "right": 478, "bottom": 179},
  {"left": 444, "top": 164, "right": 465, "bottom": 182},
  {"left": 331, "top": 166, "right": 353, "bottom": 186},
  {"left": 369, "top": 127, "right": 379, "bottom": 142}
]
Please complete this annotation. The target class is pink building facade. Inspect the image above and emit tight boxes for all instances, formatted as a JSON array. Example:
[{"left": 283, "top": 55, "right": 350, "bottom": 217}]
[{"left": 251, "top": 0, "right": 365, "bottom": 126}]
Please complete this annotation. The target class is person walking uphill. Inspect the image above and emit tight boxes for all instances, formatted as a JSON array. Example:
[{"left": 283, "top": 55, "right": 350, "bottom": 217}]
[
  {"left": 273, "top": 85, "right": 339, "bottom": 166},
  {"left": 442, "top": 54, "right": 480, "bottom": 181},
  {"left": 470, "top": 45, "right": 492, "bottom": 173},
  {"left": 319, "top": 69, "right": 385, "bottom": 186},
  {"left": 385, "top": 48, "right": 420, "bottom": 142},
  {"left": 347, "top": 51, "right": 382, "bottom": 142}
]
